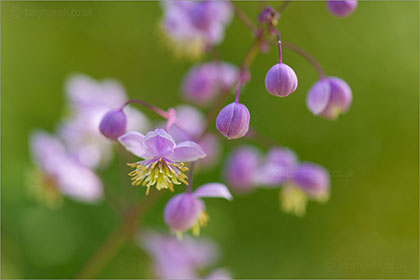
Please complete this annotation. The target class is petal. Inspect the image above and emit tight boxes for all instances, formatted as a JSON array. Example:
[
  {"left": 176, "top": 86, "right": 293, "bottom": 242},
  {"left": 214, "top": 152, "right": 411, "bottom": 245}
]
[
  {"left": 171, "top": 141, "right": 206, "bottom": 162},
  {"left": 118, "top": 131, "right": 149, "bottom": 158},
  {"left": 306, "top": 79, "right": 331, "bottom": 115},
  {"left": 194, "top": 183, "right": 232, "bottom": 200},
  {"left": 144, "top": 129, "right": 176, "bottom": 157}
]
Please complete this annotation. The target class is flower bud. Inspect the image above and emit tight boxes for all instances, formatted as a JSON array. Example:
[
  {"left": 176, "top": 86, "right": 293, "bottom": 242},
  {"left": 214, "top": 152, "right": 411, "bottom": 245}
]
[
  {"left": 265, "top": 63, "right": 298, "bottom": 97},
  {"left": 306, "top": 77, "right": 352, "bottom": 119},
  {"left": 99, "top": 109, "right": 127, "bottom": 140},
  {"left": 292, "top": 163, "right": 330, "bottom": 200},
  {"left": 258, "top": 6, "right": 280, "bottom": 25},
  {"left": 224, "top": 146, "right": 259, "bottom": 192},
  {"left": 327, "top": 0, "right": 357, "bottom": 17},
  {"left": 164, "top": 193, "right": 203, "bottom": 232},
  {"left": 216, "top": 102, "right": 250, "bottom": 139}
]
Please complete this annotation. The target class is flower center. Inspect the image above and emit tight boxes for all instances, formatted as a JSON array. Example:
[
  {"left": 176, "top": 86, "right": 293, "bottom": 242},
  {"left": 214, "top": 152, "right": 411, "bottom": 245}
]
[
  {"left": 127, "top": 157, "right": 189, "bottom": 194},
  {"left": 280, "top": 184, "right": 308, "bottom": 217},
  {"left": 191, "top": 210, "right": 209, "bottom": 236}
]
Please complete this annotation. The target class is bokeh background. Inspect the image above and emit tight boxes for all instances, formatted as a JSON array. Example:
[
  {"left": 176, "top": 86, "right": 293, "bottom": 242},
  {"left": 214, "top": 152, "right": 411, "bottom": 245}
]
[{"left": 2, "top": 1, "right": 419, "bottom": 279}]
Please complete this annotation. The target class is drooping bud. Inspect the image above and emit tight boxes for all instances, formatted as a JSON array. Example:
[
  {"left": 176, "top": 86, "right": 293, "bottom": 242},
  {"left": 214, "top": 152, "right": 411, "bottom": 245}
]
[
  {"left": 292, "top": 162, "right": 330, "bottom": 200},
  {"left": 258, "top": 6, "right": 280, "bottom": 25},
  {"left": 306, "top": 77, "right": 352, "bottom": 119},
  {"left": 99, "top": 109, "right": 127, "bottom": 140},
  {"left": 224, "top": 146, "right": 259, "bottom": 193},
  {"left": 216, "top": 102, "right": 250, "bottom": 139},
  {"left": 265, "top": 63, "right": 298, "bottom": 97},
  {"left": 164, "top": 193, "right": 203, "bottom": 233},
  {"left": 327, "top": 0, "right": 357, "bottom": 17}
]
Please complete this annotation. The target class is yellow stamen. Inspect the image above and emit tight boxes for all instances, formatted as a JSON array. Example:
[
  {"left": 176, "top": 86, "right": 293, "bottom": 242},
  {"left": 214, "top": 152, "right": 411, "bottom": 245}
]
[
  {"left": 280, "top": 185, "right": 308, "bottom": 217},
  {"left": 127, "top": 158, "right": 188, "bottom": 194},
  {"left": 191, "top": 211, "right": 209, "bottom": 236}
]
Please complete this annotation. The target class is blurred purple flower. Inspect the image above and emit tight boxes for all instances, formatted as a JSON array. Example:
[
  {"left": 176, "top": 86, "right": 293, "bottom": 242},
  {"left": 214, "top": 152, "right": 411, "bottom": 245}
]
[
  {"left": 281, "top": 162, "right": 330, "bottom": 216},
  {"left": 306, "top": 77, "right": 352, "bottom": 120},
  {"left": 224, "top": 146, "right": 260, "bottom": 193},
  {"left": 254, "top": 147, "right": 298, "bottom": 186},
  {"left": 327, "top": 0, "right": 357, "bottom": 17},
  {"left": 60, "top": 74, "right": 150, "bottom": 169},
  {"left": 119, "top": 128, "right": 206, "bottom": 194},
  {"left": 140, "top": 231, "right": 230, "bottom": 279},
  {"left": 197, "top": 133, "right": 222, "bottom": 169},
  {"left": 29, "top": 131, "right": 103, "bottom": 205},
  {"left": 160, "top": 0, "right": 233, "bottom": 58},
  {"left": 182, "top": 62, "right": 239, "bottom": 106},
  {"left": 164, "top": 183, "right": 232, "bottom": 236}
]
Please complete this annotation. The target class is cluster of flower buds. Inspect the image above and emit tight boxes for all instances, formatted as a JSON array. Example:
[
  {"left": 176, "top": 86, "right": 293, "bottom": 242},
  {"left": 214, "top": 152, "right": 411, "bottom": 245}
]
[{"left": 225, "top": 146, "right": 330, "bottom": 216}]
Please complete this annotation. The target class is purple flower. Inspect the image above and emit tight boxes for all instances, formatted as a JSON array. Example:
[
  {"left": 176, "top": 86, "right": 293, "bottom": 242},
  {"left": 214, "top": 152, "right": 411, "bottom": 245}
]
[
  {"left": 216, "top": 102, "right": 250, "bottom": 139},
  {"left": 280, "top": 162, "right": 330, "bottom": 216},
  {"left": 160, "top": 0, "right": 232, "bottom": 58},
  {"left": 99, "top": 109, "right": 127, "bottom": 140},
  {"left": 118, "top": 128, "right": 206, "bottom": 194},
  {"left": 265, "top": 63, "right": 298, "bottom": 97},
  {"left": 29, "top": 131, "right": 103, "bottom": 205},
  {"left": 327, "top": 0, "right": 357, "bottom": 17},
  {"left": 182, "top": 62, "right": 239, "bottom": 106},
  {"left": 197, "top": 133, "right": 222, "bottom": 169},
  {"left": 165, "top": 105, "right": 206, "bottom": 142},
  {"left": 306, "top": 76, "right": 352, "bottom": 120},
  {"left": 140, "top": 231, "right": 226, "bottom": 279},
  {"left": 164, "top": 183, "right": 232, "bottom": 236},
  {"left": 254, "top": 147, "right": 298, "bottom": 186},
  {"left": 293, "top": 162, "right": 330, "bottom": 199},
  {"left": 224, "top": 146, "right": 260, "bottom": 193},
  {"left": 61, "top": 74, "right": 150, "bottom": 169},
  {"left": 258, "top": 6, "right": 280, "bottom": 25}
]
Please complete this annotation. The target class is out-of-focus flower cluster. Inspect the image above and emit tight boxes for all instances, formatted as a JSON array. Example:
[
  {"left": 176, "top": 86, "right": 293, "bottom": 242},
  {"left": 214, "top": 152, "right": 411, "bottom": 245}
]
[{"left": 29, "top": 74, "right": 150, "bottom": 205}]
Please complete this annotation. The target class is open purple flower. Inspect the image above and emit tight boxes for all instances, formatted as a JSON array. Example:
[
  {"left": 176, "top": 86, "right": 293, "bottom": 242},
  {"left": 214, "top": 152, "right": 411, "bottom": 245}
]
[
  {"left": 182, "top": 62, "right": 239, "bottom": 106},
  {"left": 306, "top": 76, "right": 352, "bottom": 120},
  {"left": 119, "top": 128, "right": 206, "bottom": 194},
  {"left": 160, "top": 0, "right": 232, "bottom": 58},
  {"left": 164, "top": 183, "right": 232, "bottom": 236},
  {"left": 140, "top": 231, "right": 230, "bottom": 279},
  {"left": 29, "top": 131, "right": 103, "bottom": 205}
]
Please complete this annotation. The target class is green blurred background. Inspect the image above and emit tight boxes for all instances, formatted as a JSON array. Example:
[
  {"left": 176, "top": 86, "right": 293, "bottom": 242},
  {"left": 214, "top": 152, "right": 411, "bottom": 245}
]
[{"left": 2, "top": 1, "right": 419, "bottom": 279}]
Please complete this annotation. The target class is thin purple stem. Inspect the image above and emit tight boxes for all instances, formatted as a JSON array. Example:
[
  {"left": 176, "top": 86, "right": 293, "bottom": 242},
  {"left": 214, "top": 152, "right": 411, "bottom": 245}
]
[
  {"left": 277, "top": 32, "right": 282, "bottom": 64},
  {"left": 123, "top": 99, "right": 169, "bottom": 119},
  {"left": 234, "top": 73, "right": 244, "bottom": 104}
]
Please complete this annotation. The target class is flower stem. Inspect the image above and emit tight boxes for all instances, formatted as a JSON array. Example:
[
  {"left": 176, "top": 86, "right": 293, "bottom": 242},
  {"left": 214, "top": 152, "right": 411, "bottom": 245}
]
[
  {"left": 185, "top": 162, "right": 196, "bottom": 193},
  {"left": 123, "top": 99, "right": 169, "bottom": 119},
  {"left": 282, "top": 41, "right": 326, "bottom": 79},
  {"left": 277, "top": 0, "right": 292, "bottom": 13}
]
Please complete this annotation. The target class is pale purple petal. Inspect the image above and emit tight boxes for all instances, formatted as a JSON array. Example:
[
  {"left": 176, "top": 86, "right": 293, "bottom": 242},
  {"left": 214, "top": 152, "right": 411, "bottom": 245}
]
[
  {"left": 170, "top": 141, "right": 206, "bottom": 162},
  {"left": 206, "top": 268, "right": 232, "bottom": 280},
  {"left": 167, "top": 105, "right": 206, "bottom": 141},
  {"left": 143, "top": 129, "right": 176, "bottom": 157},
  {"left": 30, "top": 131, "right": 67, "bottom": 174},
  {"left": 118, "top": 131, "right": 149, "bottom": 158},
  {"left": 164, "top": 193, "right": 203, "bottom": 232},
  {"left": 56, "top": 161, "right": 103, "bottom": 202},
  {"left": 194, "top": 183, "right": 232, "bottom": 200},
  {"left": 306, "top": 79, "right": 331, "bottom": 115}
]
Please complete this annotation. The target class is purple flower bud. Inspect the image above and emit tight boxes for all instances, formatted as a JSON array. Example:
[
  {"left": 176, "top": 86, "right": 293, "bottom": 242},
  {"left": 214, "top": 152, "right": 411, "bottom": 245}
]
[
  {"left": 293, "top": 163, "right": 330, "bottom": 199},
  {"left": 216, "top": 102, "right": 250, "bottom": 139},
  {"left": 224, "top": 146, "right": 259, "bottom": 192},
  {"left": 306, "top": 77, "right": 352, "bottom": 119},
  {"left": 265, "top": 63, "right": 298, "bottom": 97},
  {"left": 327, "top": 0, "right": 357, "bottom": 17},
  {"left": 258, "top": 6, "right": 280, "bottom": 25},
  {"left": 99, "top": 109, "right": 127, "bottom": 140},
  {"left": 164, "top": 193, "right": 203, "bottom": 232}
]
